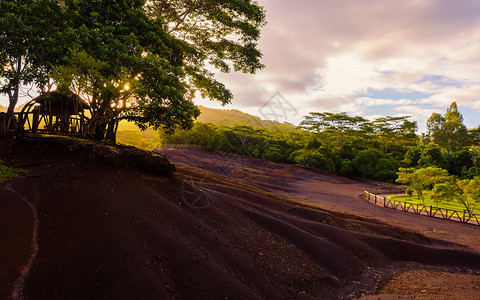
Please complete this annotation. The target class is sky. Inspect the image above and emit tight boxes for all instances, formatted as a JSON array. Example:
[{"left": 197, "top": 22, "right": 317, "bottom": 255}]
[
  {"left": 3, "top": 0, "right": 480, "bottom": 132},
  {"left": 194, "top": 0, "right": 480, "bottom": 132}
]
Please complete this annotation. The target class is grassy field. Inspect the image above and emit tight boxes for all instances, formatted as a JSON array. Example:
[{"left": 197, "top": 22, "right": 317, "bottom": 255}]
[
  {"left": 390, "top": 192, "right": 480, "bottom": 214},
  {"left": 116, "top": 121, "right": 162, "bottom": 149}
]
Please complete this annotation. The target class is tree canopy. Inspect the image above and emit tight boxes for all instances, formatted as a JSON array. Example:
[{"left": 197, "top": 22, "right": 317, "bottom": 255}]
[
  {"left": 0, "top": 0, "right": 63, "bottom": 120},
  {"left": 0, "top": 0, "right": 266, "bottom": 141},
  {"left": 146, "top": 0, "right": 266, "bottom": 102},
  {"left": 427, "top": 102, "right": 468, "bottom": 151}
]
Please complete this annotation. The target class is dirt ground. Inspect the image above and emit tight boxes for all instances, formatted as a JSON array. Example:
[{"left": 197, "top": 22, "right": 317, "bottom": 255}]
[
  {"left": 161, "top": 148, "right": 480, "bottom": 299},
  {"left": 1, "top": 138, "right": 479, "bottom": 299}
]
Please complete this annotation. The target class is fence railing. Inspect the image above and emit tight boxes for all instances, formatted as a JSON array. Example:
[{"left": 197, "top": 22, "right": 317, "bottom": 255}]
[
  {"left": 364, "top": 189, "right": 480, "bottom": 226},
  {"left": 160, "top": 144, "right": 208, "bottom": 150},
  {"left": 0, "top": 112, "right": 20, "bottom": 135}
]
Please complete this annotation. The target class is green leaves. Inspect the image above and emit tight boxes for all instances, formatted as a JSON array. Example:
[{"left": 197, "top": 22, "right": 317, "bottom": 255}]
[
  {"left": 427, "top": 102, "right": 468, "bottom": 151},
  {"left": 0, "top": 0, "right": 64, "bottom": 113},
  {"left": 300, "top": 112, "right": 418, "bottom": 159},
  {"left": 1, "top": 0, "right": 266, "bottom": 141},
  {"left": 148, "top": 0, "right": 266, "bottom": 104},
  {"left": 397, "top": 167, "right": 449, "bottom": 201}
]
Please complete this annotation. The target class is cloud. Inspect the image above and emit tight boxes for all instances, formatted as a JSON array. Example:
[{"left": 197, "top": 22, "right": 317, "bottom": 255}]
[
  {"left": 2, "top": 0, "right": 479, "bottom": 131},
  {"left": 0, "top": 95, "right": 8, "bottom": 107},
  {"left": 203, "top": 0, "right": 480, "bottom": 130}
]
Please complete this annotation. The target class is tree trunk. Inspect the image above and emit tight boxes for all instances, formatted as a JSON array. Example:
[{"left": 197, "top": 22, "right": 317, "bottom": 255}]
[
  {"left": 84, "top": 111, "right": 107, "bottom": 140},
  {"left": 8, "top": 59, "right": 23, "bottom": 134},
  {"left": 7, "top": 85, "right": 19, "bottom": 132},
  {"left": 104, "top": 119, "right": 118, "bottom": 144},
  {"left": 84, "top": 95, "right": 111, "bottom": 140}
]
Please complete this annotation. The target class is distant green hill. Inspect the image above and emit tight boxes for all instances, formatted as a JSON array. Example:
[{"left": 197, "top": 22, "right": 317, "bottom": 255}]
[
  {"left": 0, "top": 104, "right": 25, "bottom": 113},
  {"left": 2, "top": 103, "right": 297, "bottom": 148},
  {"left": 117, "top": 106, "right": 298, "bottom": 148},
  {"left": 196, "top": 106, "right": 297, "bottom": 131}
]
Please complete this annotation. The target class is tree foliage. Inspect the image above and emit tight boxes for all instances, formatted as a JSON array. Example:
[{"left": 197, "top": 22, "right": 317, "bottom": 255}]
[
  {"left": 146, "top": 0, "right": 266, "bottom": 104},
  {"left": 1, "top": 0, "right": 266, "bottom": 141},
  {"left": 156, "top": 103, "right": 480, "bottom": 187},
  {"left": 300, "top": 112, "right": 369, "bottom": 152},
  {"left": 396, "top": 167, "right": 449, "bottom": 201},
  {"left": 431, "top": 176, "right": 480, "bottom": 213},
  {"left": 427, "top": 102, "right": 468, "bottom": 151},
  {"left": 431, "top": 179, "right": 459, "bottom": 207},
  {"left": 371, "top": 116, "right": 417, "bottom": 154},
  {"left": 301, "top": 112, "right": 418, "bottom": 160},
  {"left": 0, "top": 0, "right": 63, "bottom": 120},
  {"left": 52, "top": 0, "right": 201, "bottom": 141},
  {"left": 352, "top": 149, "right": 384, "bottom": 180}
]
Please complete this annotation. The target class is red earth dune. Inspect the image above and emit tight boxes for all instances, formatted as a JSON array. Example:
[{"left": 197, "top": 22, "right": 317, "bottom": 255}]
[{"left": 1, "top": 137, "right": 479, "bottom": 299}]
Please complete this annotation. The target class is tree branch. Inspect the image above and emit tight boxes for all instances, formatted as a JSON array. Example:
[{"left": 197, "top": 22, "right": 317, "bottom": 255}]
[
  {"left": 118, "top": 115, "right": 149, "bottom": 123},
  {"left": 158, "top": 0, "right": 167, "bottom": 15},
  {"left": 168, "top": 4, "right": 212, "bottom": 33}
]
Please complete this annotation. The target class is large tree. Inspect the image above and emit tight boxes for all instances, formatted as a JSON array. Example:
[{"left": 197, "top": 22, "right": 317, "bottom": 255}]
[
  {"left": 396, "top": 167, "right": 449, "bottom": 202},
  {"left": 52, "top": 0, "right": 266, "bottom": 142},
  {"left": 52, "top": 0, "right": 189, "bottom": 141},
  {"left": 371, "top": 116, "right": 417, "bottom": 154},
  {"left": 300, "top": 112, "right": 369, "bottom": 152},
  {"left": 427, "top": 102, "right": 468, "bottom": 151}
]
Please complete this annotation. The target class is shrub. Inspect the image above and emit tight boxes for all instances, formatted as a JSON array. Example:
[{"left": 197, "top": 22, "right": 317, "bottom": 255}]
[{"left": 0, "top": 163, "right": 24, "bottom": 182}]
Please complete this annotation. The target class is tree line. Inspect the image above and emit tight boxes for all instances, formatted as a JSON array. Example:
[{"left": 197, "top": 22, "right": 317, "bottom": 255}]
[{"left": 160, "top": 102, "right": 480, "bottom": 187}]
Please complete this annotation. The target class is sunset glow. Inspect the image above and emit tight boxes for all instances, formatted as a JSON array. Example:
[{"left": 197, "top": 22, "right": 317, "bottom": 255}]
[{"left": 195, "top": 0, "right": 480, "bottom": 131}]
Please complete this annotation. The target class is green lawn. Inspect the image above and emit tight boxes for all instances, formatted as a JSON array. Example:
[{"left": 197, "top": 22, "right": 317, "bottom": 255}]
[
  {"left": 116, "top": 121, "right": 162, "bottom": 149},
  {"left": 390, "top": 191, "right": 480, "bottom": 214}
]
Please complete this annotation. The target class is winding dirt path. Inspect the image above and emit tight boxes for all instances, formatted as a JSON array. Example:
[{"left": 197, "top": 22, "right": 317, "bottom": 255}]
[
  {"left": 0, "top": 186, "right": 35, "bottom": 299},
  {"left": 1, "top": 139, "right": 479, "bottom": 299},
  {"left": 160, "top": 148, "right": 480, "bottom": 299},
  {"left": 5, "top": 184, "right": 39, "bottom": 300},
  {"left": 160, "top": 148, "right": 480, "bottom": 252}
]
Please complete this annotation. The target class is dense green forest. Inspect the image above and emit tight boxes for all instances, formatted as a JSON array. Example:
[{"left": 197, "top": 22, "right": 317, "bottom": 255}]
[
  {"left": 160, "top": 102, "right": 480, "bottom": 212},
  {"left": 160, "top": 102, "right": 480, "bottom": 185}
]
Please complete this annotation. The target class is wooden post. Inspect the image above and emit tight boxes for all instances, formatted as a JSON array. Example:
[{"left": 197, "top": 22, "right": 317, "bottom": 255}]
[
  {"left": 32, "top": 108, "right": 40, "bottom": 134},
  {"left": 429, "top": 206, "right": 432, "bottom": 217},
  {"left": 0, "top": 113, "right": 5, "bottom": 135},
  {"left": 6, "top": 115, "right": 12, "bottom": 131}
]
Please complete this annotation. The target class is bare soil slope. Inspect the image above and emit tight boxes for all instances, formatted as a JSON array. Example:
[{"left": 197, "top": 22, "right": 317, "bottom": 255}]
[{"left": 1, "top": 138, "right": 479, "bottom": 299}]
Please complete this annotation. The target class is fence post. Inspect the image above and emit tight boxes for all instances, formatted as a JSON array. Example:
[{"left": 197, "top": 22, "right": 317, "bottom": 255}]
[{"left": 363, "top": 187, "right": 478, "bottom": 226}]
